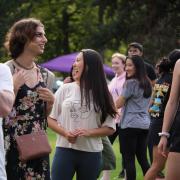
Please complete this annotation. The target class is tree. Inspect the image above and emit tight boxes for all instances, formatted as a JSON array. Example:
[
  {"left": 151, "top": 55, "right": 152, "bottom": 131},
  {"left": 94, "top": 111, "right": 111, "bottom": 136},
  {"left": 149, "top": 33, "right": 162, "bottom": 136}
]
[{"left": 0, "top": 0, "right": 179, "bottom": 64}]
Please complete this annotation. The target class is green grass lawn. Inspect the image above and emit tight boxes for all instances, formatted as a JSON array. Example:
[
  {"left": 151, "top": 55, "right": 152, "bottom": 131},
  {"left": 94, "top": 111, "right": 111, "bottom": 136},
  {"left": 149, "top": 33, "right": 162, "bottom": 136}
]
[{"left": 47, "top": 128, "right": 144, "bottom": 180}]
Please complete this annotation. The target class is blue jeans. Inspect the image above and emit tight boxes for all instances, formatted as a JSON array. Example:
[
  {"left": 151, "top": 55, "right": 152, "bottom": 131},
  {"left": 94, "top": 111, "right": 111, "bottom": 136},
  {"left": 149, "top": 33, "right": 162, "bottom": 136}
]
[{"left": 51, "top": 147, "right": 101, "bottom": 180}]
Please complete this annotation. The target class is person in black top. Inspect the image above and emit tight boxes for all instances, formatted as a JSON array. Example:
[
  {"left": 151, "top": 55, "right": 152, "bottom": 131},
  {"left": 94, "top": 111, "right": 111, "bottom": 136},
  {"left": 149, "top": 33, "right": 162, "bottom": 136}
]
[
  {"left": 127, "top": 42, "right": 157, "bottom": 85},
  {"left": 144, "top": 49, "right": 180, "bottom": 180},
  {"left": 158, "top": 50, "right": 180, "bottom": 180}
]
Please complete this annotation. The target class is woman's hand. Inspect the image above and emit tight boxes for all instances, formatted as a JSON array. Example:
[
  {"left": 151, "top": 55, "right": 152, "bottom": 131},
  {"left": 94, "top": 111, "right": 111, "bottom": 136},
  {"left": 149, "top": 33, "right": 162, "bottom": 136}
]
[
  {"left": 116, "top": 96, "right": 125, "bottom": 109},
  {"left": 64, "top": 131, "right": 79, "bottom": 144},
  {"left": 158, "top": 136, "right": 169, "bottom": 157},
  {"left": 37, "top": 87, "right": 55, "bottom": 115},
  {"left": 63, "top": 76, "right": 73, "bottom": 84},
  {"left": 73, "top": 129, "right": 92, "bottom": 137},
  {"left": 37, "top": 87, "right": 55, "bottom": 106},
  {"left": 13, "top": 69, "right": 26, "bottom": 93},
  {"left": 73, "top": 127, "right": 115, "bottom": 137},
  {"left": 48, "top": 117, "right": 78, "bottom": 144}
]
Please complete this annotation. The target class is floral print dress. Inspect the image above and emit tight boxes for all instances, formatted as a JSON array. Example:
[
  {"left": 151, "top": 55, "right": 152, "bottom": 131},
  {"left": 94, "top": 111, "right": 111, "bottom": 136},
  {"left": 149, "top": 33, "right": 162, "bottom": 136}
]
[{"left": 3, "top": 67, "right": 50, "bottom": 180}]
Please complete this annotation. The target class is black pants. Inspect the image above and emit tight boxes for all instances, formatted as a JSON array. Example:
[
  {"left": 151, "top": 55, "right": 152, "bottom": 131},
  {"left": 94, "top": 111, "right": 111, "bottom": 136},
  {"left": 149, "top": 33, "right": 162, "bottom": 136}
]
[
  {"left": 148, "top": 119, "right": 154, "bottom": 164},
  {"left": 108, "top": 124, "right": 120, "bottom": 144},
  {"left": 119, "top": 128, "right": 150, "bottom": 180},
  {"left": 108, "top": 124, "right": 124, "bottom": 169}
]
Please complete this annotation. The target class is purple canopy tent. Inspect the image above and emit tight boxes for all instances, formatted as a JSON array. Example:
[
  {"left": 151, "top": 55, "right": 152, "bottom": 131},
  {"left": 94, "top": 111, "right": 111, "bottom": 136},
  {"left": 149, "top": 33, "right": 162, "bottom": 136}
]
[{"left": 41, "top": 52, "right": 114, "bottom": 76}]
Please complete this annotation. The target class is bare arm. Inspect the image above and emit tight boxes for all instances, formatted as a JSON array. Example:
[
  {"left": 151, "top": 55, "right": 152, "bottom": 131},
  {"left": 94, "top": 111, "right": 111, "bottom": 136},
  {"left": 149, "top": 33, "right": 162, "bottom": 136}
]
[
  {"left": 162, "top": 60, "right": 180, "bottom": 132},
  {"left": 48, "top": 116, "right": 115, "bottom": 139},
  {"left": 48, "top": 117, "right": 66, "bottom": 136},
  {"left": 0, "top": 90, "right": 14, "bottom": 117},
  {"left": 75, "top": 126, "right": 115, "bottom": 137},
  {"left": 158, "top": 60, "right": 180, "bottom": 155},
  {"left": 116, "top": 96, "right": 126, "bottom": 109},
  {"left": 48, "top": 117, "right": 78, "bottom": 143}
]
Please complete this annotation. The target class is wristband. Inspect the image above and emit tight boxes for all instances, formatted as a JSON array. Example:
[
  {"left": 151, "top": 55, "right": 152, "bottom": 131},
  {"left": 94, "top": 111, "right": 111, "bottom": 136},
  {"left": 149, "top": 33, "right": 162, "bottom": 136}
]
[{"left": 158, "top": 132, "right": 170, "bottom": 138}]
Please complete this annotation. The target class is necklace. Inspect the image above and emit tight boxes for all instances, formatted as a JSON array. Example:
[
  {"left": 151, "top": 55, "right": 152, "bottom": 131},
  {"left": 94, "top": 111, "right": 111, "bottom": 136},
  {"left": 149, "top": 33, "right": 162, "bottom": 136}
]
[{"left": 14, "top": 60, "right": 34, "bottom": 70}]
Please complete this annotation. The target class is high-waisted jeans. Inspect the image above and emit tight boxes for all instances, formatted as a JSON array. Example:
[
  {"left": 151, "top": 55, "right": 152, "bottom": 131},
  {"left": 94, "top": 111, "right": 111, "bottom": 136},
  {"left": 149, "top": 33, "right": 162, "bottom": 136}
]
[{"left": 51, "top": 147, "right": 101, "bottom": 180}]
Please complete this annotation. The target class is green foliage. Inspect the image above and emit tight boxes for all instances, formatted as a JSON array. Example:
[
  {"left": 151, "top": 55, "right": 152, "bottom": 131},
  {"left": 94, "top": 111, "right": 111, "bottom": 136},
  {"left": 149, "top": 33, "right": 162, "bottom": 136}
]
[{"left": 0, "top": 0, "right": 179, "bottom": 64}]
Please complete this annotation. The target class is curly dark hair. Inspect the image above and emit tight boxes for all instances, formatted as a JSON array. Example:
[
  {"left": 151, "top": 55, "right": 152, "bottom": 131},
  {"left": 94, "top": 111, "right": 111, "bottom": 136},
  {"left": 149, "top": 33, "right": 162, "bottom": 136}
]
[
  {"left": 156, "top": 57, "right": 170, "bottom": 74},
  {"left": 4, "top": 18, "right": 44, "bottom": 59}
]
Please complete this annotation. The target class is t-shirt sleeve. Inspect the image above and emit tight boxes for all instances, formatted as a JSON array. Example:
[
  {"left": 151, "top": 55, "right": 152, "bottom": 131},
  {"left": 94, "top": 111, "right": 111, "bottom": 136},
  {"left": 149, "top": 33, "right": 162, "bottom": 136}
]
[
  {"left": 102, "top": 115, "right": 116, "bottom": 130},
  {"left": 145, "top": 63, "right": 157, "bottom": 81},
  {"left": 0, "top": 64, "right": 13, "bottom": 92},
  {"left": 47, "top": 70, "right": 55, "bottom": 91},
  {"left": 49, "top": 85, "right": 65, "bottom": 120},
  {"left": 121, "top": 80, "right": 134, "bottom": 99}
]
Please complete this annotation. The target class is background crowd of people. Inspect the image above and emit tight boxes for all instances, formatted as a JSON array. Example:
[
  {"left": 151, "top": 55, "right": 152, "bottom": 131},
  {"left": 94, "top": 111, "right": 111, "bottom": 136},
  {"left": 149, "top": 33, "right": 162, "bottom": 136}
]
[{"left": 0, "top": 17, "right": 180, "bottom": 180}]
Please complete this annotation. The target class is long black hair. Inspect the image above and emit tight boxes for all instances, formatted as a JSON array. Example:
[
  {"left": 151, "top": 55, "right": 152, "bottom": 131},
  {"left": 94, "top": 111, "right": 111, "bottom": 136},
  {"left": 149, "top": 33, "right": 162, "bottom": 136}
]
[
  {"left": 79, "top": 49, "right": 116, "bottom": 123},
  {"left": 126, "top": 55, "right": 152, "bottom": 98}
]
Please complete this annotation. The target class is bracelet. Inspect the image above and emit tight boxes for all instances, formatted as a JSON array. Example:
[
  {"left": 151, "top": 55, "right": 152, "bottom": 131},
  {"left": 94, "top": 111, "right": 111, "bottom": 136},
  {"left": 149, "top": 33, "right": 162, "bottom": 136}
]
[{"left": 158, "top": 132, "right": 170, "bottom": 138}]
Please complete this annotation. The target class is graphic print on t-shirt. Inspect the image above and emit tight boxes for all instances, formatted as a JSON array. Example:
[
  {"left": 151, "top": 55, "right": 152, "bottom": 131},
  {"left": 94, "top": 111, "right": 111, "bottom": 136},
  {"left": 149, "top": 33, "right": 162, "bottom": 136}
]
[
  {"left": 67, "top": 100, "right": 91, "bottom": 129},
  {"left": 149, "top": 83, "right": 170, "bottom": 117}
]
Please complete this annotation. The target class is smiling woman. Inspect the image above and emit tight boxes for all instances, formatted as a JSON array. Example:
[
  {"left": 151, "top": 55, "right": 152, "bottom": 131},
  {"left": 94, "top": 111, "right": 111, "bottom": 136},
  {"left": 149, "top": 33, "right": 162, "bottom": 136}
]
[
  {"left": 116, "top": 55, "right": 152, "bottom": 180},
  {"left": 72, "top": 52, "right": 84, "bottom": 82},
  {"left": 3, "top": 18, "right": 55, "bottom": 180},
  {"left": 48, "top": 49, "right": 117, "bottom": 180},
  {"left": 125, "top": 58, "right": 136, "bottom": 78}
]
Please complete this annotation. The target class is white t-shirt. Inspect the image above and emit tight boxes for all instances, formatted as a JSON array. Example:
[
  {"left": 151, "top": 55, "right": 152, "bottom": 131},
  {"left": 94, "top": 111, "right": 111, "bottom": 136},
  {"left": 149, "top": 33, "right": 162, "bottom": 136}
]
[
  {"left": 50, "top": 82, "right": 115, "bottom": 152},
  {"left": 0, "top": 64, "right": 13, "bottom": 93},
  {"left": 0, "top": 63, "right": 14, "bottom": 180}
]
